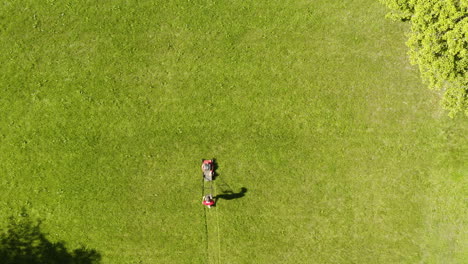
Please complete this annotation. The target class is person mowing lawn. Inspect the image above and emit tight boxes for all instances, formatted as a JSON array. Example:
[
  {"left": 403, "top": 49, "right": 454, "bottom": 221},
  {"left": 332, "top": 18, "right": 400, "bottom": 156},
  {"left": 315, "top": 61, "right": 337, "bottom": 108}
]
[{"left": 202, "top": 194, "right": 215, "bottom": 208}]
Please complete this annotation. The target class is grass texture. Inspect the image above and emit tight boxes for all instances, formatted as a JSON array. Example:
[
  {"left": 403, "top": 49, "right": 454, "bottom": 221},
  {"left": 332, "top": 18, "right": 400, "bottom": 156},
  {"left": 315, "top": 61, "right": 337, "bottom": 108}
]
[{"left": 0, "top": 0, "right": 466, "bottom": 263}]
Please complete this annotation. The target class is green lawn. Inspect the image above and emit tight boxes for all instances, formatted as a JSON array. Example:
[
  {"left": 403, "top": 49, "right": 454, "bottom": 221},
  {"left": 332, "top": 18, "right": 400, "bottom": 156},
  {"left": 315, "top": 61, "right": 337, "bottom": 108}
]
[{"left": 0, "top": 0, "right": 466, "bottom": 263}]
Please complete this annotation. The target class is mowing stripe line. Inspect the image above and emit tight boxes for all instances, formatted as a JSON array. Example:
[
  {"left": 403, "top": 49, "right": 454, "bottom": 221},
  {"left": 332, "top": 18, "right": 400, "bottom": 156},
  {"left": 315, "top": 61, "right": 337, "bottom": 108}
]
[
  {"left": 202, "top": 182, "right": 221, "bottom": 264},
  {"left": 202, "top": 177, "right": 210, "bottom": 263},
  {"left": 215, "top": 198, "right": 221, "bottom": 264},
  {"left": 203, "top": 206, "right": 209, "bottom": 263}
]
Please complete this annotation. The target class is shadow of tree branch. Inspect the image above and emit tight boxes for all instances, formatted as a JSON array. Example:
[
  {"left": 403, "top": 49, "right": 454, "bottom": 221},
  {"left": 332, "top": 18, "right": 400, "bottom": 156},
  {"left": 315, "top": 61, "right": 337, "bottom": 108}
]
[{"left": 0, "top": 212, "right": 101, "bottom": 264}]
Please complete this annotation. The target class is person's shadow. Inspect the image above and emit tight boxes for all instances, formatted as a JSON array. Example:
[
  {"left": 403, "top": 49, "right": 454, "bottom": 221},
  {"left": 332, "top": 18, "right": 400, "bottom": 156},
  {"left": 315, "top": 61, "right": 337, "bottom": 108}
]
[{"left": 215, "top": 187, "right": 247, "bottom": 202}]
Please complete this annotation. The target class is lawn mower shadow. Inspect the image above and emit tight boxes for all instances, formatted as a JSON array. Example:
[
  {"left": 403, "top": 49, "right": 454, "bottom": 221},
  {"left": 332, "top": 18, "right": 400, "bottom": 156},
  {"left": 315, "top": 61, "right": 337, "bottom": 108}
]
[
  {"left": 215, "top": 187, "right": 248, "bottom": 202},
  {"left": 212, "top": 158, "right": 219, "bottom": 180}
]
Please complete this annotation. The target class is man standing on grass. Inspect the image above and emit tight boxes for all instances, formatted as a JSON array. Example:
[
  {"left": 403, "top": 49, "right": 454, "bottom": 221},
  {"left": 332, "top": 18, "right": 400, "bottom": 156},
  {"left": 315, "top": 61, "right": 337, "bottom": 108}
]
[{"left": 202, "top": 194, "right": 215, "bottom": 208}]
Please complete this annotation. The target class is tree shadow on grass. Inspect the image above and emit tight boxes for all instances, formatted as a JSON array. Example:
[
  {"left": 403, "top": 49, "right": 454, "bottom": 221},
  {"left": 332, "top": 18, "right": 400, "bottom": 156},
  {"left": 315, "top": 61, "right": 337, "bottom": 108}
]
[{"left": 0, "top": 213, "right": 101, "bottom": 264}]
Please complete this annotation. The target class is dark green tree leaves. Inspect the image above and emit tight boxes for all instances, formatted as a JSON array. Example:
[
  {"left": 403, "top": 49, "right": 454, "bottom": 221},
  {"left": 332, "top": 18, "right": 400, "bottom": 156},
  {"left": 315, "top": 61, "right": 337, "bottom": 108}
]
[{"left": 381, "top": 0, "right": 468, "bottom": 117}]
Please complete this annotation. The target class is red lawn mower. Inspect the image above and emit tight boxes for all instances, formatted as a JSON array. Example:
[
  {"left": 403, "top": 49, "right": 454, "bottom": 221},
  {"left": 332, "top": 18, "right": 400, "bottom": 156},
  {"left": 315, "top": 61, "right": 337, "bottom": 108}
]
[{"left": 201, "top": 159, "right": 214, "bottom": 181}]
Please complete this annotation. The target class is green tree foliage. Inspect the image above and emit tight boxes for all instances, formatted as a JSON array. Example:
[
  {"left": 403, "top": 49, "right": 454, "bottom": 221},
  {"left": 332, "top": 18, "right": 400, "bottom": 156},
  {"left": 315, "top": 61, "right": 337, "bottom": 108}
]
[
  {"left": 0, "top": 214, "right": 101, "bottom": 264},
  {"left": 381, "top": 0, "right": 468, "bottom": 116}
]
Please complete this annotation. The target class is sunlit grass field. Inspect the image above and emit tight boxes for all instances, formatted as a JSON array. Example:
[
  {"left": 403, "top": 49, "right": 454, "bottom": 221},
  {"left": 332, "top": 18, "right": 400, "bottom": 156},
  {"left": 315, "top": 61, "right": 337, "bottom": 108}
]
[{"left": 0, "top": 0, "right": 466, "bottom": 263}]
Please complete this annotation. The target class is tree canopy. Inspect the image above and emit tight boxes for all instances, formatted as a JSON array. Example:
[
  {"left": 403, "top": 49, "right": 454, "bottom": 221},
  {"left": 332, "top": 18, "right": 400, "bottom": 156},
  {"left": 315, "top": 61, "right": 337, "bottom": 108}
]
[{"left": 381, "top": 0, "right": 468, "bottom": 117}]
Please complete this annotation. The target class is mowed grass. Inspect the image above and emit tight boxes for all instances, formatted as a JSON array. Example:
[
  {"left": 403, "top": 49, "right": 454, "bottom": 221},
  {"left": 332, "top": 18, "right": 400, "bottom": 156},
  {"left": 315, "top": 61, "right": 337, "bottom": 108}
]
[{"left": 0, "top": 0, "right": 467, "bottom": 263}]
